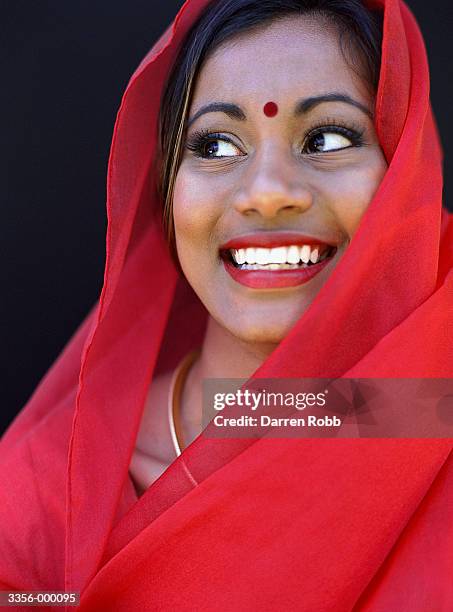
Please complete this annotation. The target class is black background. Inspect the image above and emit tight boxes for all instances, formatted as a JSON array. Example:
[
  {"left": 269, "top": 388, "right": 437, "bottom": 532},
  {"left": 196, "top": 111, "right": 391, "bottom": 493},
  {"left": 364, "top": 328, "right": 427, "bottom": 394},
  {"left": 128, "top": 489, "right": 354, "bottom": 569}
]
[{"left": 1, "top": 1, "right": 452, "bottom": 433}]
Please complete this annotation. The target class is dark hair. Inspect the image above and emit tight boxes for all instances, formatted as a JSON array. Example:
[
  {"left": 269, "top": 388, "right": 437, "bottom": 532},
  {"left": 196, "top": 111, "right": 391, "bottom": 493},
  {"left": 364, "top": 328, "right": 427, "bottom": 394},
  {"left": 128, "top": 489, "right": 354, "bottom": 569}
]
[{"left": 157, "top": 0, "right": 383, "bottom": 264}]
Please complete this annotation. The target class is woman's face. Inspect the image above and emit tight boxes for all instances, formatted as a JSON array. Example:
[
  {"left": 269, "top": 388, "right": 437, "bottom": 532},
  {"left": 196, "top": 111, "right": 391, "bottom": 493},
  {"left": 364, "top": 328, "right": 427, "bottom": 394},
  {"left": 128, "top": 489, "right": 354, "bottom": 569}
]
[{"left": 173, "top": 16, "right": 387, "bottom": 346}]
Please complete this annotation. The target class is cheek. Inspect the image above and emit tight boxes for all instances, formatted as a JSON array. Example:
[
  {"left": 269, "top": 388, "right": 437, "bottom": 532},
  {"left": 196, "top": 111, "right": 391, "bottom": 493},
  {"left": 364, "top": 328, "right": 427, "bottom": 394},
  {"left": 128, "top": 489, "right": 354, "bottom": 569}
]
[
  {"left": 172, "top": 167, "right": 222, "bottom": 274},
  {"left": 323, "top": 156, "right": 387, "bottom": 237},
  {"left": 173, "top": 171, "right": 208, "bottom": 244}
]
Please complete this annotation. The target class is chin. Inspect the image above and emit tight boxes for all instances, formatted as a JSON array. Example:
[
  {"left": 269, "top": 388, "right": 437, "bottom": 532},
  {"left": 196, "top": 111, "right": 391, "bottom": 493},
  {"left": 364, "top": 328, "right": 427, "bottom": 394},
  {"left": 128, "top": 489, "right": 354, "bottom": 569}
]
[{"left": 223, "top": 316, "right": 297, "bottom": 346}]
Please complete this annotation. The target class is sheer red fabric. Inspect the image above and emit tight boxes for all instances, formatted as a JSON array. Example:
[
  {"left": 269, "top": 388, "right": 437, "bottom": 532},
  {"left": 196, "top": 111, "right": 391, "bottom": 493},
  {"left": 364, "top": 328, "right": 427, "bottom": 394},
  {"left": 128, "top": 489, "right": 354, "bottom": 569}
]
[{"left": 1, "top": 0, "right": 453, "bottom": 609}]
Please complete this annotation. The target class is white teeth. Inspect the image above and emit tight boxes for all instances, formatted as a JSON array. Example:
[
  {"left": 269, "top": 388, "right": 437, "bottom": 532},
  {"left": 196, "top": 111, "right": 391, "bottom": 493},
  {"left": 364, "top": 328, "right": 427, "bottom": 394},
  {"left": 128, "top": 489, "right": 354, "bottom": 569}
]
[
  {"left": 268, "top": 263, "right": 283, "bottom": 270},
  {"left": 310, "top": 248, "right": 319, "bottom": 264},
  {"left": 230, "top": 244, "right": 332, "bottom": 266},
  {"left": 300, "top": 245, "right": 311, "bottom": 264},
  {"left": 245, "top": 248, "right": 256, "bottom": 264},
  {"left": 255, "top": 248, "right": 270, "bottom": 265},
  {"left": 287, "top": 246, "right": 301, "bottom": 264},
  {"left": 270, "top": 247, "right": 287, "bottom": 264},
  {"left": 234, "top": 249, "right": 246, "bottom": 264}
]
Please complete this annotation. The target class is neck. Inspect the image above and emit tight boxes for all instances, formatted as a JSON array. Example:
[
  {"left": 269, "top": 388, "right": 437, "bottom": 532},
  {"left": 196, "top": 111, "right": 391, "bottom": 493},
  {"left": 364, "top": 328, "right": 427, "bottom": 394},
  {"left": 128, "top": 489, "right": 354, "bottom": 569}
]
[
  {"left": 179, "top": 315, "right": 279, "bottom": 442},
  {"left": 199, "top": 315, "right": 278, "bottom": 378}
]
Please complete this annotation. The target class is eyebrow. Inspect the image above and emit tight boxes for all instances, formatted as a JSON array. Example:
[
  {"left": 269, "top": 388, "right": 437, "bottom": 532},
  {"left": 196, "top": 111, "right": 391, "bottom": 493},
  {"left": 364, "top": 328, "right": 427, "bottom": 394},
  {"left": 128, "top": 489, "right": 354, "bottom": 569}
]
[
  {"left": 296, "top": 93, "right": 373, "bottom": 118},
  {"left": 187, "top": 93, "right": 373, "bottom": 127},
  {"left": 188, "top": 102, "right": 246, "bottom": 128}
]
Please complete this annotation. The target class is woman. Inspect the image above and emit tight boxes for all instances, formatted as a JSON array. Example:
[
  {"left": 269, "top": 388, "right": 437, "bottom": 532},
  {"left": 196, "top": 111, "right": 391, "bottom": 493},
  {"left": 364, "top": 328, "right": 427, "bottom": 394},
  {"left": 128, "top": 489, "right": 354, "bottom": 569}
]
[{"left": 1, "top": 0, "right": 452, "bottom": 609}]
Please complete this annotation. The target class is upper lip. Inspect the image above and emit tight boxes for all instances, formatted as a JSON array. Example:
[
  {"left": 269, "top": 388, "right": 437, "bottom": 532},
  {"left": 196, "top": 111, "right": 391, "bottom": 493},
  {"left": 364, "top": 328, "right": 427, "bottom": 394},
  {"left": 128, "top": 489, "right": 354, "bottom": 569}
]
[{"left": 219, "top": 231, "right": 337, "bottom": 251}]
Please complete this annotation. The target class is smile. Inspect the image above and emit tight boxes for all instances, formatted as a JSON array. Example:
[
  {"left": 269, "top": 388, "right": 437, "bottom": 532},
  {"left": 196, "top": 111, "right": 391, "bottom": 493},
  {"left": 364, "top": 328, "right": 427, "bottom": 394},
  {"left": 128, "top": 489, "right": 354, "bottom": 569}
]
[
  {"left": 228, "top": 244, "right": 334, "bottom": 269},
  {"left": 218, "top": 232, "right": 338, "bottom": 289}
]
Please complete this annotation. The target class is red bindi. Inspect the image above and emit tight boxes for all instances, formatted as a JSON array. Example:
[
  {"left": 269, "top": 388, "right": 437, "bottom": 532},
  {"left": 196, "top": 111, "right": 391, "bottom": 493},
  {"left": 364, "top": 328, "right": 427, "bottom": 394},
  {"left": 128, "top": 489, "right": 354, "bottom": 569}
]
[{"left": 263, "top": 101, "right": 278, "bottom": 117}]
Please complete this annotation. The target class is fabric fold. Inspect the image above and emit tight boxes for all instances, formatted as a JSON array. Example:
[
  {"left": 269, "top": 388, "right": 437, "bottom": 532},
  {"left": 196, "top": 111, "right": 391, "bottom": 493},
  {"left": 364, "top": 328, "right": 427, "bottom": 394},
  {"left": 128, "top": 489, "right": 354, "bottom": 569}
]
[{"left": 80, "top": 439, "right": 452, "bottom": 611}]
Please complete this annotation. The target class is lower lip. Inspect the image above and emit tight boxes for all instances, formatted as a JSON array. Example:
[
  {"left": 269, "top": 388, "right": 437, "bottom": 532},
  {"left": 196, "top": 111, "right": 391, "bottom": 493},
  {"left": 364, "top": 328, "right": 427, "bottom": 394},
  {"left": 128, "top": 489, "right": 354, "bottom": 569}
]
[{"left": 222, "top": 257, "right": 332, "bottom": 289}]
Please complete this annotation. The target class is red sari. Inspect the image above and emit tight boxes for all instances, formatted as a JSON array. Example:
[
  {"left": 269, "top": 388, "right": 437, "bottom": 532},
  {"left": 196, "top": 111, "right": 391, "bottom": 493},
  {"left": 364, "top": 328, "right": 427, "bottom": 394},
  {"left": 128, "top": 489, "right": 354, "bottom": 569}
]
[{"left": 1, "top": 0, "right": 453, "bottom": 609}]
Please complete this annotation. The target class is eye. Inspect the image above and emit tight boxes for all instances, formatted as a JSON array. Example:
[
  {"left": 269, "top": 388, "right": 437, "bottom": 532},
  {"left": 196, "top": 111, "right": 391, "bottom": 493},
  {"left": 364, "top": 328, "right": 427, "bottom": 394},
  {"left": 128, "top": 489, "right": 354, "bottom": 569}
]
[
  {"left": 303, "top": 126, "right": 363, "bottom": 154},
  {"left": 185, "top": 130, "right": 243, "bottom": 159},
  {"left": 203, "top": 138, "right": 241, "bottom": 158}
]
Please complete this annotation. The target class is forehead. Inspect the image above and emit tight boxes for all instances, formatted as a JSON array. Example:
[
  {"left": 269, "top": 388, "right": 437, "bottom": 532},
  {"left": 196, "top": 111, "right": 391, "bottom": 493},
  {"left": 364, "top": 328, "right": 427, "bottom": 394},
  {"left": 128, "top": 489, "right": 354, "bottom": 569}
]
[{"left": 192, "top": 16, "right": 367, "bottom": 105}]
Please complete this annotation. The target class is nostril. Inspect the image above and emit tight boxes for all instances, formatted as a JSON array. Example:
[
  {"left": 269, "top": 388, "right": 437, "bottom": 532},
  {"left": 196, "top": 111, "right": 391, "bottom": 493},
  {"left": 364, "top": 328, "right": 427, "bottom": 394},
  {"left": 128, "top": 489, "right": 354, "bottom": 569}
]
[{"left": 282, "top": 204, "right": 301, "bottom": 212}]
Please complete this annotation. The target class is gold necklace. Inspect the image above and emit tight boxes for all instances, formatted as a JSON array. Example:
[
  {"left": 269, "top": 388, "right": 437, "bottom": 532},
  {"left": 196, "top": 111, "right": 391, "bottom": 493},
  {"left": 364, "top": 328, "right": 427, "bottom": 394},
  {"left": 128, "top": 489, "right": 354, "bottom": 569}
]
[{"left": 168, "top": 349, "right": 200, "bottom": 457}]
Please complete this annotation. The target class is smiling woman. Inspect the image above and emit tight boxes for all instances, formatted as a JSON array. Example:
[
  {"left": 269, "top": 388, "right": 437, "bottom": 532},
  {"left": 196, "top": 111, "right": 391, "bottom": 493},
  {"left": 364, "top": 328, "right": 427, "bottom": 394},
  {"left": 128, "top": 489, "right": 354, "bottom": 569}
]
[
  {"left": 127, "top": 0, "right": 391, "bottom": 491},
  {"left": 1, "top": 0, "right": 453, "bottom": 609}
]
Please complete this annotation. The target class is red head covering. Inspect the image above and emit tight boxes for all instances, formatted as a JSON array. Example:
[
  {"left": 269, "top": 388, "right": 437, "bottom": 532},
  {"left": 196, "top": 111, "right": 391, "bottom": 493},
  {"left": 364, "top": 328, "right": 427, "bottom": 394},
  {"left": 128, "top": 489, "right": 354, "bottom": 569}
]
[{"left": 1, "top": 0, "right": 452, "bottom": 609}]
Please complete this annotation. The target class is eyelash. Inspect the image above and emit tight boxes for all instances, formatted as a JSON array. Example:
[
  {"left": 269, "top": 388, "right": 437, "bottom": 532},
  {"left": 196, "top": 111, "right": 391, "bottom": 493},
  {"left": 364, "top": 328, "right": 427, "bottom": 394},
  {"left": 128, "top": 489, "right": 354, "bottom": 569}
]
[{"left": 185, "top": 120, "right": 365, "bottom": 159}]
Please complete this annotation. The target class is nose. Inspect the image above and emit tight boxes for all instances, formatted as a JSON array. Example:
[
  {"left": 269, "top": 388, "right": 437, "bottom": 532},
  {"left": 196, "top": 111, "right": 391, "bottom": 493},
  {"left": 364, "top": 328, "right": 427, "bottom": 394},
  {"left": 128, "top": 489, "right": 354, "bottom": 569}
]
[{"left": 232, "top": 148, "right": 313, "bottom": 219}]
